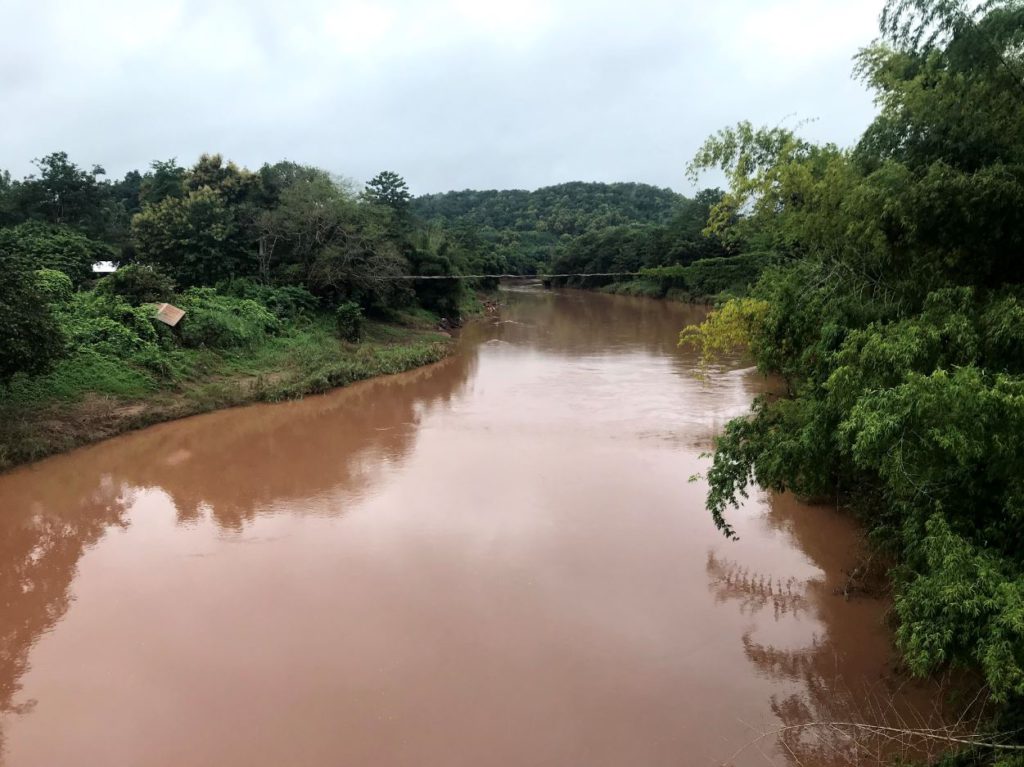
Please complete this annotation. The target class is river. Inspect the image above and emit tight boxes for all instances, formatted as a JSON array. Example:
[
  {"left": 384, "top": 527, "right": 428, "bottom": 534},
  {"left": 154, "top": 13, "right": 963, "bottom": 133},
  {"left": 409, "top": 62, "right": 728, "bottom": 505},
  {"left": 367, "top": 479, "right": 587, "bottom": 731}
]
[{"left": 0, "top": 287, "right": 942, "bottom": 766}]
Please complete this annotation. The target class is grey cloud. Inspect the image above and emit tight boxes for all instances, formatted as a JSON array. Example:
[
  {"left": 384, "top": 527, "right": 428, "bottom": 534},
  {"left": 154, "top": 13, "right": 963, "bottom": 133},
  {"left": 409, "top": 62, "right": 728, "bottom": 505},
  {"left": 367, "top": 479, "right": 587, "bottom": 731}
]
[{"left": 1, "top": 0, "right": 882, "bottom": 195}]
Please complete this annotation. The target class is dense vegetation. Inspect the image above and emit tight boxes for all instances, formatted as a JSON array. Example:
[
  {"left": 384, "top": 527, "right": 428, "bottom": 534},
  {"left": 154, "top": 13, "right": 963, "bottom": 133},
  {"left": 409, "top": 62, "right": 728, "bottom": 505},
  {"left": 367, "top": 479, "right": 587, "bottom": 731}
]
[
  {"left": 411, "top": 181, "right": 747, "bottom": 284},
  {"left": 413, "top": 181, "right": 682, "bottom": 234},
  {"left": 684, "top": 0, "right": 1024, "bottom": 760},
  {"left": 0, "top": 147, "right": 749, "bottom": 466},
  {"left": 0, "top": 159, "right": 499, "bottom": 467},
  {"left": 544, "top": 187, "right": 745, "bottom": 297}
]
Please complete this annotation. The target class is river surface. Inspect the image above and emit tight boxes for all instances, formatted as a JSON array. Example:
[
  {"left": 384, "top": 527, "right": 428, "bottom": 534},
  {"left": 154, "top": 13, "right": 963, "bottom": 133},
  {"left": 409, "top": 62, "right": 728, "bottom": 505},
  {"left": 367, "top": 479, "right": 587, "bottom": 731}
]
[{"left": 0, "top": 288, "right": 940, "bottom": 766}]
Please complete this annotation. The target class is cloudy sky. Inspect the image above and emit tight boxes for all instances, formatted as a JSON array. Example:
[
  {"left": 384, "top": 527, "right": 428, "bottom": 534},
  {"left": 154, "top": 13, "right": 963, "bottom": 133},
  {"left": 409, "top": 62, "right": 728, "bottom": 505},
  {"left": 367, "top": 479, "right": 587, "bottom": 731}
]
[{"left": 1, "top": 0, "right": 882, "bottom": 195}]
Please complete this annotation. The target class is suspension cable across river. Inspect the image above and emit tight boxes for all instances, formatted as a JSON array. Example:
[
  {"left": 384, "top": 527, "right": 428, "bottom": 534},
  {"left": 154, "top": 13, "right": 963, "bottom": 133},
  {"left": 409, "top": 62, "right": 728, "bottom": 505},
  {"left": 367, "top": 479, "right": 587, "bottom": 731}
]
[{"left": 376, "top": 271, "right": 647, "bottom": 280}]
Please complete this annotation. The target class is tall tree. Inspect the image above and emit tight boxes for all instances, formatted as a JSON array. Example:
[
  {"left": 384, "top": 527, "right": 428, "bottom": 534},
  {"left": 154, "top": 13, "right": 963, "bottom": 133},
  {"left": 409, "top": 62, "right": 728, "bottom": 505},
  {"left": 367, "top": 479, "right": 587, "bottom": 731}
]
[
  {"left": 17, "top": 152, "right": 108, "bottom": 234},
  {"left": 132, "top": 187, "right": 251, "bottom": 287},
  {"left": 362, "top": 171, "right": 411, "bottom": 214},
  {"left": 140, "top": 159, "right": 186, "bottom": 206},
  {"left": 0, "top": 169, "right": 15, "bottom": 226}
]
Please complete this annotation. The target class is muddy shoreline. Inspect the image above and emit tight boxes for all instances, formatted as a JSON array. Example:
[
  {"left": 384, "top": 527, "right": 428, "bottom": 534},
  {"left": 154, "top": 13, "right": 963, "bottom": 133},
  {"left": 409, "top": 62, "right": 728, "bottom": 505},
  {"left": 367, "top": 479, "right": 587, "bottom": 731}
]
[{"left": 0, "top": 327, "right": 453, "bottom": 474}]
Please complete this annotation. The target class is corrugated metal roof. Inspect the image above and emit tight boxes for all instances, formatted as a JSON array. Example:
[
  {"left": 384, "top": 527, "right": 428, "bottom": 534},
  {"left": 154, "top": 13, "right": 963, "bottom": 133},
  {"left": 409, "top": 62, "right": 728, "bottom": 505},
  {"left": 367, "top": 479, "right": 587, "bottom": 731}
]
[{"left": 154, "top": 303, "right": 186, "bottom": 327}]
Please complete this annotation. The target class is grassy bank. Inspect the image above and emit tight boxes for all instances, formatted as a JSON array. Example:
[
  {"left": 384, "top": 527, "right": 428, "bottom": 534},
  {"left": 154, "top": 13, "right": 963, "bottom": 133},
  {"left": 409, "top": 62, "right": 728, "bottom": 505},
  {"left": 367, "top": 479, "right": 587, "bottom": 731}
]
[
  {"left": 572, "top": 253, "right": 778, "bottom": 305},
  {"left": 598, "top": 279, "right": 698, "bottom": 302},
  {"left": 0, "top": 313, "right": 452, "bottom": 473}
]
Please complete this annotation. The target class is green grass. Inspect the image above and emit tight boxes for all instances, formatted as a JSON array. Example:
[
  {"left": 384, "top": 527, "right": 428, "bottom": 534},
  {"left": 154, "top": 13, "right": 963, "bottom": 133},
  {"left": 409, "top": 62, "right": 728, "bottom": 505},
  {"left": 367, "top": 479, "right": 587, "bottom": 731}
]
[
  {"left": 2, "top": 346, "right": 169, "bottom": 403},
  {"left": 599, "top": 275, "right": 753, "bottom": 306},
  {"left": 0, "top": 316, "right": 453, "bottom": 472},
  {"left": 599, "top": 279, "right": 665, "bottom": 299},
  {"left": 387, "top": 305, "right": 442, "bottom": 330}
]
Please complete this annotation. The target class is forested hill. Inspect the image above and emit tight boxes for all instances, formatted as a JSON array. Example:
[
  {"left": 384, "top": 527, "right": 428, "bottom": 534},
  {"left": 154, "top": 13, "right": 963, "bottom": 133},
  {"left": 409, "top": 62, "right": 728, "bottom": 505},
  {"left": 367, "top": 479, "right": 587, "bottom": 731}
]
[
  {"left": 412, "top": 182, "right": 683, "bottom": 236},
  {"left": 411, "top": 181, "right": 741, "bottom": 279}
]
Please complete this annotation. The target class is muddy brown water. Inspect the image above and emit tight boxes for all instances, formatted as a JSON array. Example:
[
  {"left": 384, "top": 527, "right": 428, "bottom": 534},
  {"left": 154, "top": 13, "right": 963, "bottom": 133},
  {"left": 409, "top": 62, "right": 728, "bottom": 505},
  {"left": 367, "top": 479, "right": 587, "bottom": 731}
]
[{"left": 0, "top": 288, "right": 943, "bottom": 767}]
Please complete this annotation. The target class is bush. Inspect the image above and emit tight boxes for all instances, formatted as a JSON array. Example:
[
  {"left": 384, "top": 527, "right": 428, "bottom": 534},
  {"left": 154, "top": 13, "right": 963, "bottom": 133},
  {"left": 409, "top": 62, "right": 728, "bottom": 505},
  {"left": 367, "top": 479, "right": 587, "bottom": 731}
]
[
  {"left": 58, "top": 292, "right": 169, "bottom": 374},
  {"left": 96, "top": 264, "right": 175, "bottom": 305},
  {"left": 177, "top": 287, "right": 280, "bottom": 349},
  {"left": 66, "top": 316, "right": 150, "bottom": 357},
  {"left": 0, "top": 221, "right": 113, "bottom": 286},
  {"left": 218, "top": 278, "right": 319, "bottom": 321},
  {"left": 35, "top": 269, "right": 74, "bottom": 305},
  {"left": 67, "top": 292, "right": 161, "bottom": 344},
  {"left": 639, "top": 252, "right": 777, "bottom": 300},
  {"left": 600, "top": 279, "right": 665, "bottom": 298},
  {"left": 0, "top": 259, "right": 66, "bottom": 384},
  {"left": 335, "top": 301, "right": 363, "bottom": 342}
]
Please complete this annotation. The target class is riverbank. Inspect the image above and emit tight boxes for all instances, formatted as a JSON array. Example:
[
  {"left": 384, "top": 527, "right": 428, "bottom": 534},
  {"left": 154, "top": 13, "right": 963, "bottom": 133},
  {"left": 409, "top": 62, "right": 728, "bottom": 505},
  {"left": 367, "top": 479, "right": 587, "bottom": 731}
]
[
  {"left": 0, "top": 317, "right": 453, "bottom": 473},
  {"left": 597, "top": 280, "right": 713, "bottom": 303},
  {"left": 547, "top": 253, "right": 776, "bottom": 305}
]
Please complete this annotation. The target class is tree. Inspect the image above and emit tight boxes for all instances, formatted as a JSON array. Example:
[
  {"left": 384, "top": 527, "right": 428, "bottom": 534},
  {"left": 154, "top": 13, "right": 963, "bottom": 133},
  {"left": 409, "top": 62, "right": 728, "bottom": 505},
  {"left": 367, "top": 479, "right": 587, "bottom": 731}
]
[
  {"left": 249, "top": 166, "right": 338, "bottom": 283},
  {"left": 243, "top": 168, "right": 412, "bottom": 308},
  {"left": 187, "top": 154, "right": 260, "bottom": 205},
  {"left": 140, "top": 159, "right": 186, "bottom": 206},
  {"left": 0, "top": 221, "right": 113, "bottom": 286},
  {"left": 307, "top": 201, "right": 413, "bottom": 310},
  {"left": 132, "top": 187, "right": 252, "bottom": 286},
  {"left": 362, "top": 170, "right": 412, "bottom": 213},
  {"left": 407, "top": 222, "right": 463, "bottom": 317},
  {"left": 0, "top": 169, "right": 18, "bottom": 227},
  {"left": 131, "top": 155, "right": 267, "bottom": 287},
  {"left": 0, "top": 255, "right": 65, "bottom": 384},
  {"left": 410, "top": 182, "right": 696, "bottom": 272},
  {"left": 15, "top": 152, "right": 109, "bottom": 234},
  {"left": 687, "top": 0, "right": 1024, "bottom": 708},
  {"left": 256, "top": 161, "right": 329, "bottom": 206}
]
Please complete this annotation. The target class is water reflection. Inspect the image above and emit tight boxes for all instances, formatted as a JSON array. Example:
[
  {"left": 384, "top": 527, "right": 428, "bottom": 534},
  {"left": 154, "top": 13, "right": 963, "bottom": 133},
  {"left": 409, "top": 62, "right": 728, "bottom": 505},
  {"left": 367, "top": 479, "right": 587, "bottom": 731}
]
[
  {"left": 0, "top": 345, "right": 478, "bottom": 759},
  {"left": 2, "top": 346, "right": 478, "bottom": 530},
  {"left": 0, "top": 476, "right": 133, "bottom": 757},
  {"left": 706, "top": 552, "right": 811, "bottom": 621},
  {"left": 713, "top": 493, "right": 951, "bottom": 766}
]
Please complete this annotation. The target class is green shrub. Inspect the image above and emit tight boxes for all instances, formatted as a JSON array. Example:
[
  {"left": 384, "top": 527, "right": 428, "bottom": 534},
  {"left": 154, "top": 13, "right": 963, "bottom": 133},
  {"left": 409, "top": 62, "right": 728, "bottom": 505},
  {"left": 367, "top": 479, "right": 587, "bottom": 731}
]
[
  {"left": 177, "top": 287, "right": 280, "bottom": 349},
  {"left": 335, "top": 301, "right": 363, "bottom": 342},
  {"left": 0, "top": 221, "right": 113, "bottom": 286},
  {"left": 35, "top": 269, "right": 74, "bottom": 305},
  {"left": 600, "top": 279, "right": 665, "bottom": 298},
  {"left": 2, "top": 347, "right": 157, "bottom": 403},
  {"left": 57, "top": 292, "right": 169, "bottom": 375},
  {"left": 639, "top": 252, "right": 777, "bottom": 299},
  {"left": 65, "top": 316, "right": 148, "bottom": 357},
  {"left": 67, "top": 292, "right": 161, "bottom": 345},
  {"left": 96, "top": 264, "right": 175, "bottom": 305},
  {"left": 0, "top": 259, "right": 66, "bottom": 384},
  {"left": 219, "top": 278, "right": 319, "bottom": 321}
]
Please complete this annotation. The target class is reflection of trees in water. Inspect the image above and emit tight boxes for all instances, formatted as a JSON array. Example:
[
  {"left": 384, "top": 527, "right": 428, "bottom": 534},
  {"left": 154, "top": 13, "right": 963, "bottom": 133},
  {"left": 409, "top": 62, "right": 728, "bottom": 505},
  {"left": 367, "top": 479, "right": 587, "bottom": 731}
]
[
  {"left": 0, "top": 344, "right": 478, "bottom": 755},
  {"left": 760, "top": 668, "right": 974, "bottom": 767},
  {"left": 107, "top": 346, "right": 478, "bottom": 529},
  {"left": 713, "top": 494, "right": 962, "bottom": 766},
  {"left": 740, "top": 632, "right": 880, "bottom": 765},
  {"left": 706, "top": 552, "right": 809, "bottom": 621},
  {"left": 0, "top": 477, "right": 134, "bottom": 758},
  {"left": 742, "top": 632, "right": 829, "bottom": 682}
]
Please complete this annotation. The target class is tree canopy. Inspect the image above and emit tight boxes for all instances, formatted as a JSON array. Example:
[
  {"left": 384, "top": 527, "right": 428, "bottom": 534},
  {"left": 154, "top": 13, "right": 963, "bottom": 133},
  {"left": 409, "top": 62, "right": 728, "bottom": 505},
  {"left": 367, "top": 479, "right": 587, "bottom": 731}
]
[{"left": 685, "top": 0, "right": 1024, "bottom": 716}]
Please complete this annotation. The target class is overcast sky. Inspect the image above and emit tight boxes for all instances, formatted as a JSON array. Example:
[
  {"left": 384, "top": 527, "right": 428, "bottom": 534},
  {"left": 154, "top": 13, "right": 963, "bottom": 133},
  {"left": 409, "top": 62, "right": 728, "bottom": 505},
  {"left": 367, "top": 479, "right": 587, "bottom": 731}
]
[{"left": 1, "top": 0, "right": 882, "bottom": 195}]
